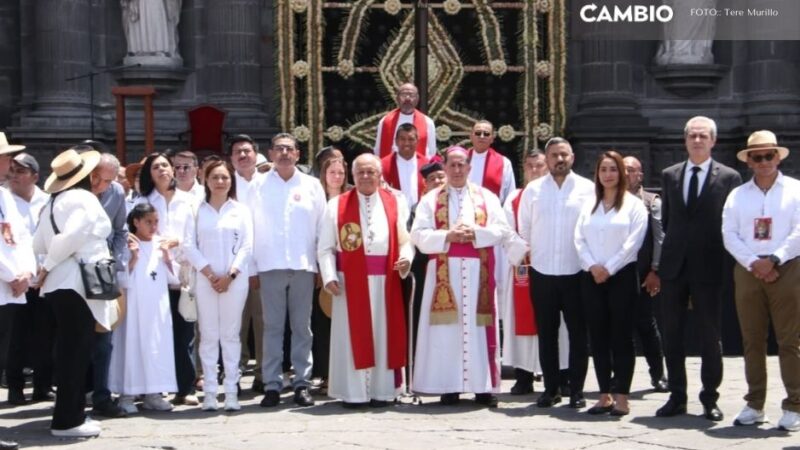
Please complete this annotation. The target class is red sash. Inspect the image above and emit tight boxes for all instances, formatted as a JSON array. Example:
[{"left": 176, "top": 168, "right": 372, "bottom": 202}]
[
  {"left": 336, "top": 189, "right": 407, "bottom": 370},
  {"left": 511, "top": 190, "right": 537, "bottom": 335},
  {"left": 381, "top": 152, "right": 429, "bottom": 203},
  {"left": 470, "top": 148, "right": 504, "bottom": 197},
  {"left": 378, "top": 108, "right": 429, "bottom": 158}
]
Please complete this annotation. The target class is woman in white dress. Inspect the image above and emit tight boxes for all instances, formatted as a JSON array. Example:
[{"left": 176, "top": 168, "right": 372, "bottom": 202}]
[
  {"left": 184, "top": 161, "right": 252, "bottom": 411},
  {"left": 110, "top": 203, "right": 177, "bottom": 413}
]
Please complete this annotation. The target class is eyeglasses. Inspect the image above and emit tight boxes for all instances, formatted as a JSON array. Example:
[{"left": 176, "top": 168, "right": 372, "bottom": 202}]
[
  {"left": 749, "top": 152, "right": 777, "bottom": 163},
  {"left": 174, "top": 164, "right": 195, "bottom": 172},
  {"left": 272, "top": 145, "right": 296, "bottom": 153},
  {"left": 473, "top": 131, "right": 492, "bottom": 137}
]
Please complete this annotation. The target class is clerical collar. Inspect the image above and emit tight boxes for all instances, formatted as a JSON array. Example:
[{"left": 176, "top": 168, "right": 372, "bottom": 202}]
[{"left": 357, "top": 190, "right": 378, "bottom": 201}]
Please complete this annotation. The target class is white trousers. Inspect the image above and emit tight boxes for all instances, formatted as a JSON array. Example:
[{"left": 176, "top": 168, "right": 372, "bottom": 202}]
[{"left": 196, "top": 275, "right": 248, "bottom": 394}]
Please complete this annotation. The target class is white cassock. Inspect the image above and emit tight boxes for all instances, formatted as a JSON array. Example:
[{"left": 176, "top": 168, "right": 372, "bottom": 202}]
[
  {"left": 410, "top": 184, "right": 509, "bottom": 394},
  {"left": 109, "top": 240, "right": 177, "bottom": 395},
  {"left": 317, "top": 191, "right": 415, "bottom": 403}
]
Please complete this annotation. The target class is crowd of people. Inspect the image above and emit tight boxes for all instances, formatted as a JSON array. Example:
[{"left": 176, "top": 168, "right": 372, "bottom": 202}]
[{"left": 0, "top": 83, "right": 798, "bottom": 448}]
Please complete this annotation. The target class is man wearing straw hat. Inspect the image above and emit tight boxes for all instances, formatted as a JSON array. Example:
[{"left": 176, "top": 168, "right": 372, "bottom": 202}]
[
  {"left": 722, "top": 130, "right": 800, "bottom": 432},
  {"left": 0, "top": 132, "right": 25, "bottom": 185}
]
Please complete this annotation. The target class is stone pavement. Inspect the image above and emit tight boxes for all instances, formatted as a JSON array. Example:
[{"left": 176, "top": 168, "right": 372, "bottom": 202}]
[{"left": 1, "top": 357, "right": 798, "bottom": 449}]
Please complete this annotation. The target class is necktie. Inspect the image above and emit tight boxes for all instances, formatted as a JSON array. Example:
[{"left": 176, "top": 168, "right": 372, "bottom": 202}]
[{"left": 687, "top": 166, "right": 701, "bottom": 211}]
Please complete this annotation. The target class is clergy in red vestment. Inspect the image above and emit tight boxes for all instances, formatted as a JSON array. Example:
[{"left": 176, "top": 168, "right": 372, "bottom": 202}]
[
  {"left": 467, "top": 120, "right": 516, "bottom": 204},
  {"left": 373, "top": 83, "right": 437, "bottom": 159},
  {"left": 381, "top": 123, "right": 429, "bottom": 208}
]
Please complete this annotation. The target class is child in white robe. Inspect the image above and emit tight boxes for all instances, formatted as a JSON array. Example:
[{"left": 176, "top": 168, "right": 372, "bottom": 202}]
[{"left": 109, "top": 203, "right": 177, "bottom": 413}]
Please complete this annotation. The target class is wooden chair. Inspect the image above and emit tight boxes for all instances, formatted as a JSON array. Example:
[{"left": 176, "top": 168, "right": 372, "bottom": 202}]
[{"left": 178, "top": 105, "right": 228, "bottom": 154}]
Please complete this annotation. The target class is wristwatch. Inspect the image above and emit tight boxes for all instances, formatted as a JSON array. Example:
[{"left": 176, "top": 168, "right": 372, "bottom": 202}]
[{"left": 768, "top": 254, "right": 781, "bottom": 265}]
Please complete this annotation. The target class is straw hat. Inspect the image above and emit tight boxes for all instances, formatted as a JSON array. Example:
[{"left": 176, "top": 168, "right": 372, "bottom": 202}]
[
  {"left": 125, "top": 158, "right": 146, "bottom": 188},
  {"left": 737, "top": 130, "right": 790, "bottom": 162},
  {"left": 0, "top": 132, "right": 25, "bottom": 156},
  {"left": 44, "top": 149, "right": 101, "bottom": 194}
]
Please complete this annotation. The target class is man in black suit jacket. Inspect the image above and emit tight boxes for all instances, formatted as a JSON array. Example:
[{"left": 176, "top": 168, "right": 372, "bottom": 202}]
[{"left": 656, "top": 116, "right": 742, "bottom": 421}]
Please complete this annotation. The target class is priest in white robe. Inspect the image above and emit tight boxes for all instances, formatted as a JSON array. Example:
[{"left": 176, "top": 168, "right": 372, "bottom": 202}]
[
  {"left": 318, "top": 154, "right": 414, "bottom": 407},
  {"left": 410, "top": 146, "right": 518, "bottom": 407}
]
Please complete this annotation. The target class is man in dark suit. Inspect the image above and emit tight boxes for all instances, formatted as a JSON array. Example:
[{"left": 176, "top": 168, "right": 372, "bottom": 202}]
[{"left": 656, "top": 116, "right": 742, "bottom": 421}]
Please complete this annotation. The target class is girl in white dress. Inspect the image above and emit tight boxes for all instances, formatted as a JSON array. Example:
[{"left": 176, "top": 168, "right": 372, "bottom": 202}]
[{"left": 110, "top": 203, "right": 177, "bottom": 413}]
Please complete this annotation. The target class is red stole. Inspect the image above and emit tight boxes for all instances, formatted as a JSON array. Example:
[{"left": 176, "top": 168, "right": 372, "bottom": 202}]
[
  {"left": 381, "top": 152, "right": 428, "bottom": 204},
  {"left": 336, "top": 189, "right": 407, "bottom": 370},
  {"left": 511, "top": 190, "right": 537, "bottom": 335},
  {"left": 470, "top": 148, "right": 504, "bottom": 197},
  {"left": 378, "top": 108, "right": 429, "bottom": 158}
]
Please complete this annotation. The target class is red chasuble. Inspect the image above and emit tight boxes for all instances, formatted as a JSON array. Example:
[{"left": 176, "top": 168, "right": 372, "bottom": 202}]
[
  {"left": 511, "top": 190, "right": 537, "bottom": 335},
  {"left": 470, "top": 148, "right": 505, "bottom": 197},
  {"left": 336, "top": 189, "right": 407, "bottom": 370},
  {"left": 380, "top": 152, "right": 429, "bottom": 203},
  {"left": 377, "top": 108, "right": 430, "bottom": 158}
]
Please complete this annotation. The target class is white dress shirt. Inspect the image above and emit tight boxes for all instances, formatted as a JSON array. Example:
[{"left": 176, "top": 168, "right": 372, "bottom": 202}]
[
  {"left": 574, "top": 192, "right": 648, "bottom": 275},
  {"left": 518, "top": 172, "right": 595, "bottom": 275},
  {"left": 468, "top": 150, "right": 516, "bottom": 204},
  {"left": 32, "top": 189, "right": 116, "bottom": 329},
  {"left": 682, "top": 157, "right": 712, "bottom": 203},
  {"left": 249, "top": 168, "right": 326, "bottom": 273},
  {"left": 235, "top": 170, "right": 264, "bottom": 208},
  {"left": 373, "top": 112, "right": 437, "bottom": 158},
  {"left": 178, "top": 180, "right": 206, "bottom": 208},
  {"left": 185, "top": 199, "right": 253, "bottom": 276},
  {"left": 0, "top": 187, "right": 36, "bottom": 306},
  {"left": 12, "top": 186, "right": 49, "bottom": 235},
  {"left": 395, "top": 154, "right": 419, "bottom": 207},
  {"left": 722, "top": 172, "right": 800, "bottom": 269}
]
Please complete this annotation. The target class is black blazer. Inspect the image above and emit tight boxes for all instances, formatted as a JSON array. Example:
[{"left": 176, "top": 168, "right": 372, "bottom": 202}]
[{"left": 659, "top": 159, "right": 742, "bottom": 284}]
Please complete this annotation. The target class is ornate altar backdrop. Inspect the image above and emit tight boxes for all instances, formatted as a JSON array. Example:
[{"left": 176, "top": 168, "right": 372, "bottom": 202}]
[{"left": 275, "top": 0, "right": 567, "bottom": 168}]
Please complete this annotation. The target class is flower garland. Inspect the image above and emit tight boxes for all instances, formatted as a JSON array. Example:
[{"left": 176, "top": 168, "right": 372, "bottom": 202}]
[
  {"left": 443, "top": 0, "right": 462, "bottom": 15},
  {"left": 383, "top": 0, "right": 402, "bottom": 15}
]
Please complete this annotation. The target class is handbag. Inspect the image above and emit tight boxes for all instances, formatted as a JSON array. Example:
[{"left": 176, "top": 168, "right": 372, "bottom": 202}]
[{"left": 49, "top": 198, "right": 120, "bottom": 301}]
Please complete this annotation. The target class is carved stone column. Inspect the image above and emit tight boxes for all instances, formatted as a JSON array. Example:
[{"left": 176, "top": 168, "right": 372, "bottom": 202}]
[{"left": 743, "top": 41, "right": 800, "bottom": 130}]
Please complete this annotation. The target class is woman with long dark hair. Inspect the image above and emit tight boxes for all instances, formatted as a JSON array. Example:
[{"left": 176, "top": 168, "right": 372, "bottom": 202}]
[
  {"left": 34, "top": 149, "right": 116, "bottom": 437},
  {"left": 135, "top": 152, "right": 199, "bottom": 406},
  {"left": 574, "top": 150, "right": 647, "bottom": 416}
]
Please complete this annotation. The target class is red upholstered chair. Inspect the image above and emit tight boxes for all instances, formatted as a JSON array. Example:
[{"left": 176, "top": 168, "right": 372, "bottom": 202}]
[{"left": 178, "top": 105, "right": 228, "bottom": 154}]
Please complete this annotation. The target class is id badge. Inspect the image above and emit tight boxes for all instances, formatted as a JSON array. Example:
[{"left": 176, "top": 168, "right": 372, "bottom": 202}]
[{"left": 753, "top": 217, "right": 772, "bottom": 241}]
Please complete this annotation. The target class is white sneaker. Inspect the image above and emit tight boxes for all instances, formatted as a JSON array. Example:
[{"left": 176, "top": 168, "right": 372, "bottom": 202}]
[
  {"left": 733, "top": 405, "right": 768, "bottom": 426},
  {"left": 202, "top": 393, "right": 218, "bottom": 411},
  {"left": 51, "top": 421, "right": 101, "bottom": 438},
  {"left": 778, "top": 410, "right": 800, "bottom": 431},
  {"left": 224, "top": 392, "right": 241, "bottom": 411},
  {"left": 118, "top": 395, "right": 138, "bottom": 415},
  {"left": 141, "top": 394, "right": 173, "bottom": 411}
]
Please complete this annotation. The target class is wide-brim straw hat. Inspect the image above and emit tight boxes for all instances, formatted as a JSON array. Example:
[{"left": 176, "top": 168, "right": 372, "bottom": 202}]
[
  {"left": 0, "top": 132, "right": 25, "bottom": 156},
  {"left": 125, "top": 158, "right": 147, "bottom": 188},
  {"left": 737, "top": 130, "right": 790, "bottom": 162},
  {"left": 44, "top": 149, "right": 101, "bottom": 194}
]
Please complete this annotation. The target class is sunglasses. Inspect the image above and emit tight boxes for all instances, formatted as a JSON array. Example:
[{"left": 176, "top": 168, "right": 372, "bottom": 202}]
[
  {"left": 749, "top": 152, "right": 777, "bottom": 163},
  {"left": 473, "top": 131, "right": 492, "bottom": 137},
  {"left": 174, "top": 164, "right": 195, "bottom": 172},
  {"left": 272, "top": 144, "right": 296, "bottom": 152}
]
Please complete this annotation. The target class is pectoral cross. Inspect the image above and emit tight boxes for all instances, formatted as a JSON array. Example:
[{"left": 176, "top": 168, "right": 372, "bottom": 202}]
[{"left": 150, "top": 271, "right": 157, "bottom": 281}]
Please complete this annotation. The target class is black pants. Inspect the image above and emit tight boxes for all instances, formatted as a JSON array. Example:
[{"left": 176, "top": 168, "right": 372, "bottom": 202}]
[
  {"left": 311, "top": 287, "right": 330, "bottom": 379},
  {"left": 169, "top": 289, "right": 196, "bottom": 396},
  {"left": 530, "top": 270, "right": 588, "bottom": 396},
  {"left": 6, "top": 290, "right": 55, "bottom": 394},
  {"left": 50, "top": 290, "right": 95, "bottom": 431},
  {"left": 581, "top": 264, "right": 638, "bottom": 395},
  {"left": 660, "top": 269, "right": 723, "bottom": 405},
  {"left": 634, "top": 280, "right": 665, "bottom": 382}
]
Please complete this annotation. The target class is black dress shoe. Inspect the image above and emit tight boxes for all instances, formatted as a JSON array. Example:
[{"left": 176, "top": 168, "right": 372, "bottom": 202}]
[
  {"left": 32, "top": 390, "right": 55, "bottom": 402},
  {"left": 7, "top": 389, "right": 25, "bottom": 406},
  {"left": 260, "top": 390, "right": 280, "bottom": 407},
  {"left": 510, "top": 380, "right": 534, "bottom": 395},
  {"left": 703, "top": 404, "right": 724, "bottom": 421},
  {"left": 342, "top": 401, "right": 367, "bottom": 409},
  {"left": 651, "top": 378, "right": 669, "bottom": 393},
  {"left": 293, "top": 387, "right": 315, "bottom": 407},
  {"left": 369, "top": 399, "right": 391, "bottom": 408},
  {"left": 440, "top": 393, "right": 460, "bottom": 405},
  {"left": 474, "top": 393, "right": 499, "bottom": 408},
  {"left": 656, "top": 398, "right": 687, "bottom": 417},
  {"left": 0, "top": 439, "right": 18, "bottom": 450},
  {"left": 536, "top": 392, "right": 562, "bottom": 408},
  {"left": 252, "top": 379, "right": 265, "bottom": 394},
  {"left": 92, "top": 400, "right": 128, "bottom": 418},
  {"left": 586, "top": 404, "right": 613, "bottom": 415},
  {"left": 569, "top": 394, "right": 586, "bottom": 409},
  {"left": 558, "top": 384, "right": 572, "bottom": 398},
  {"left": 610, "top": 408, "right": 630, "bottom": 417}
]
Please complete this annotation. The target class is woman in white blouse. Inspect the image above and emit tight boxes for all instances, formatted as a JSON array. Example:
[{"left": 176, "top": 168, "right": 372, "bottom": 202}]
[
  {"left": 185, "top": 161, "right": 253, "bottom": 411},
  {"left": 574, "top": 150, "right": 647, "bottom": 416},
  {"left": 136, "top": 152, "right": 199, "bottom": 405}
]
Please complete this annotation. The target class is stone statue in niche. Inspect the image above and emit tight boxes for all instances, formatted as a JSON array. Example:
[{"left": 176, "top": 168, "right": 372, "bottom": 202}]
[
  {"left": 654, "top": 0, "right": 715, "bottom": 65},
  {"left": 121, "top": 0, "right": 183, "bottom": 67}
]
